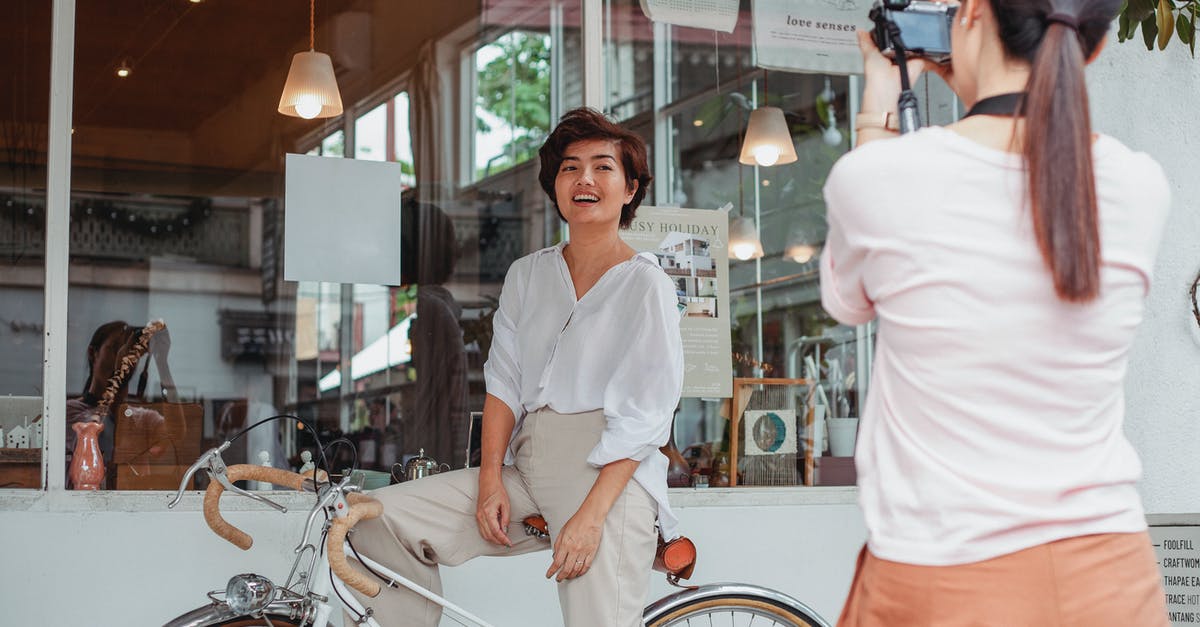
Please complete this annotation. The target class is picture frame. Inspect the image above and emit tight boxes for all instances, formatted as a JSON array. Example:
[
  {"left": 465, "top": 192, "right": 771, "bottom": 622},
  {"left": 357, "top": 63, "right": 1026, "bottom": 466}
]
[{"left": 729, "top": 377, "right": 815, "bottom": 487}]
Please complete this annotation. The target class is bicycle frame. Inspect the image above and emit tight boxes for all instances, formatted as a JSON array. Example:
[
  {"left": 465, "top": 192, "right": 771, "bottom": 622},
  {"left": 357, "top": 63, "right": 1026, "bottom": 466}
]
[
  {"left": 164, "top": 443, "right": 497, "bottom": 627},
  {"left": 166, "top": 544, "right": 496, "bottom": 627},
  {"left": 165, "top": 441, "right": 831, "bottom": 627}
]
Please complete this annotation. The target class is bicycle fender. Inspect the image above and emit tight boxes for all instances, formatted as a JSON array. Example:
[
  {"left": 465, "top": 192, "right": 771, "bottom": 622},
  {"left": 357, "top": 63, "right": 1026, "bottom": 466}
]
[{"left": 162, "top": 602, "right": 243, "bottom": 627}]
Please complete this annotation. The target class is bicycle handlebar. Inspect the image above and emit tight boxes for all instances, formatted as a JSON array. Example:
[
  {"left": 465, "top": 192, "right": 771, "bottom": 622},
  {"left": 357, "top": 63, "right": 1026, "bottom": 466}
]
[
  {"left": 325, "top": 496, "right": 384, "bottom": 598},
  {"left": 203, "top": 465, "right": 309, "bottom": 550},
  {"left": 202, "top": 464, "right": 384, "bottom": 598}
]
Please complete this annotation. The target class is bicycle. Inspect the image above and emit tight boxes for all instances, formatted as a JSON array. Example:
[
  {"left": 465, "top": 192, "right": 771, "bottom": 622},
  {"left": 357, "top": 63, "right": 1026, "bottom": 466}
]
[{"left": 163, "top": 437, "right": 832, "bottom": 627}]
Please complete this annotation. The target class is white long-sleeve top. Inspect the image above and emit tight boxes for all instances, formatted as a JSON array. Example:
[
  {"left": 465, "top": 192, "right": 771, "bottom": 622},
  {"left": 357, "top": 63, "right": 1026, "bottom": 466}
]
[{"left": 484, "top": 242, "right": 685, "bottom": 539}]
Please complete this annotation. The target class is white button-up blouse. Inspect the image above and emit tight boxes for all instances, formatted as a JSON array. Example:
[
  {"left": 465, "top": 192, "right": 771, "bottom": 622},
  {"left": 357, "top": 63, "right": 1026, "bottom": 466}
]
[{"left": 483, "top": 243, "right": 685, "bottom": 539}]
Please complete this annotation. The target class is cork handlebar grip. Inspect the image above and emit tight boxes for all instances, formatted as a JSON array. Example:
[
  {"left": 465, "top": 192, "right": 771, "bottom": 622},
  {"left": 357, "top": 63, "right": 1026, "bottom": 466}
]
[
  {"left": 326, "top": 497, "right": 385, "bottom": 598},
  {"left": 202, "top": 464, "right": 310, "bottom": 550}
]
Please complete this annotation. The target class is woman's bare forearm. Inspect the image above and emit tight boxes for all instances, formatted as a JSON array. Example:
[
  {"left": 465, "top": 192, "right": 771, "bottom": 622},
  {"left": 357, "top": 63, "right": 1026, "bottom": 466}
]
[
  {"left": 576, "top": 458, "right": 640, "bottom": 523},
  {"left": 479, "top": 394, "right": 516, "bottom": 479}
]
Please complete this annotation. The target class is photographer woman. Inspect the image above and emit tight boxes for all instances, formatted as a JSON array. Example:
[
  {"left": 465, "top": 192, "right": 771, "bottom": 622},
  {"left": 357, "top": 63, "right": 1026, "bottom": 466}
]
[
  {"left": 822, "top": 0, "right": 1171, "bottom": 624},
  {"left": 344, "top": 107, "right": 684, "bottom": 627}
]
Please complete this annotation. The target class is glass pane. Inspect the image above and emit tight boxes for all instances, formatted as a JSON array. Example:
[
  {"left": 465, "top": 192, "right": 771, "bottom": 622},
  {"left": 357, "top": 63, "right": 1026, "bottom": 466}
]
[
  {"left": 321, "top": 130, "right": 345, "bottom": 158},
  {"left": 602, "top": 0, "right": 951, "bottom": 487},
  {"left": 393, "top": 92, "right": 415, "bottom": 190},
  {"left": 59, "top": 0, "right": 583, "bottom": 491},
  {"left": 354, "top": 103, "right": 387, "bottom": 161},
  {"left": 0, "top": 0, "right": 49, "bottom": 490},
  {"left": 473, "top": 30, "right": 553, "bottom": 181}
]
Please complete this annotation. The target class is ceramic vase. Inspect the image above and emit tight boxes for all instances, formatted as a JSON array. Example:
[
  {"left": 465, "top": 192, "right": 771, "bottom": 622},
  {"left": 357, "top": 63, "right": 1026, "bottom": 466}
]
[{"left": 70, "top": 421, "right": 105, "bottom": 490}]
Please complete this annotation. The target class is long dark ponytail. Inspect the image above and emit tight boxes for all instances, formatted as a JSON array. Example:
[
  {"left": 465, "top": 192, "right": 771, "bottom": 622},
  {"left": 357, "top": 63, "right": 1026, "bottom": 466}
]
[{"left": 990, "top": 0, "right": 1120, "bottom": 302}]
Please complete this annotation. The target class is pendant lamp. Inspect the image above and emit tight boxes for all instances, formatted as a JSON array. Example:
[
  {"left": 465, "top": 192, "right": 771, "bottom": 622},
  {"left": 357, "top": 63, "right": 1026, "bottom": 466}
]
[
  {"left": 278, "top": 0, "right": 343, "bottom": 119},
  {"left": 783, "top": 211, "right": 826, "bottom": 263},
  {"left": 783, "top": 236, "right": 819, "bottom": 263},
  {"left": 729, "top": 214, "right": 765, "bottom": 261},
  {"left": 738, "top": 106, "right": 797, "bottom": 167}
]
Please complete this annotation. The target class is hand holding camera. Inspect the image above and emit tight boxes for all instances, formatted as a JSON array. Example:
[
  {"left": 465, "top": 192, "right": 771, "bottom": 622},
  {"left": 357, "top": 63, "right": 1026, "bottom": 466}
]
[{"left": 858, "top": 0, "right": 959, "bottom": 135}]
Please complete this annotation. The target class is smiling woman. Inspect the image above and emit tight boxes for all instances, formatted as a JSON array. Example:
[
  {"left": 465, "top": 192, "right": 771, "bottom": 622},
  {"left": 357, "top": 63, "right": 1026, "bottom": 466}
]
[
  {"left": 340, "top": 108, "right": 685, "bottom": 627},
  {"left": 537, "top": 108, "right": 652, "bottom": 230}
]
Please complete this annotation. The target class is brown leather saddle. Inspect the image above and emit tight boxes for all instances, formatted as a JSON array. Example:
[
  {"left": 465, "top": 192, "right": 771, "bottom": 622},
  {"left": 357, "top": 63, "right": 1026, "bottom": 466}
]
[{"left": 522, "top": 515, "right": 697, "bottom": 586}]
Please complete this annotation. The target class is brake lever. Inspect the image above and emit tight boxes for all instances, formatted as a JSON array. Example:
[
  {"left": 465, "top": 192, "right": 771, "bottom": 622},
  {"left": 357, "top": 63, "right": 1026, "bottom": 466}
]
[
  {"left": 210, "top": 455, "right": 288, "bottom": 513},
  {"left": 168, "top": 441, "right": 231, "bottom": 509}
]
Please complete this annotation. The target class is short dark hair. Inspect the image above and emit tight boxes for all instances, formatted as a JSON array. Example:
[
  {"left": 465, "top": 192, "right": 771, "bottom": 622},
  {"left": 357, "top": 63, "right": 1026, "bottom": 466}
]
[{"left": 538, "top": 107, "right": 652, "bottom": 229}]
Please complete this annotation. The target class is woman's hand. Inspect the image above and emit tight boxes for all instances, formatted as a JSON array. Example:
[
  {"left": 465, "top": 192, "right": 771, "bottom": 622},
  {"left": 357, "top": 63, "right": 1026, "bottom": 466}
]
[
  {"left": 545, "top": 510, "right": 604, "bottom": 582},
  {"left": 475, "top": 471, "right": 513, "bottom": 547},
  {"left": 857, "top": 30, "right": 943, "bottom": 115}
]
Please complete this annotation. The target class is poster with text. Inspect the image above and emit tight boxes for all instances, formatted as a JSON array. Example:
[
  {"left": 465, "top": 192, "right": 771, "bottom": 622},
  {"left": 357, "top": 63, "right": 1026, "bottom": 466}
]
[
  {"left": 621, "top": 206, "right": 732, "bottom": 398},
  {"left": 639, "top": 0, "right": 741, "bottom": 33},
  {"left": 752, "top": 0, "right": 872, "bottom": 75}
]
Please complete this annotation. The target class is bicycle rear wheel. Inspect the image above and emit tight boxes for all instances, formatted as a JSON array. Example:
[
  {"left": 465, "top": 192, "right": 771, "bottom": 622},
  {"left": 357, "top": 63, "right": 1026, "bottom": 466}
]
[{"left": 643, "top": 583, "right": 830, "bottom": 627}]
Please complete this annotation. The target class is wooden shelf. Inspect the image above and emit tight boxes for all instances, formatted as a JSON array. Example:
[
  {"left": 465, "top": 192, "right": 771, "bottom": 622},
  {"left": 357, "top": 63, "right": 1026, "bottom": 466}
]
[{"left": 0, "top": 448, "right": 41, "bottom": 489}]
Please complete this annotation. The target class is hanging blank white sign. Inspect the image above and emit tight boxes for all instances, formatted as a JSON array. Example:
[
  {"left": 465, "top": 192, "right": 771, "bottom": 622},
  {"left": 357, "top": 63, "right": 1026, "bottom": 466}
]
[{"left": 283, "top": 153, "right": 404, "bottom": 285}]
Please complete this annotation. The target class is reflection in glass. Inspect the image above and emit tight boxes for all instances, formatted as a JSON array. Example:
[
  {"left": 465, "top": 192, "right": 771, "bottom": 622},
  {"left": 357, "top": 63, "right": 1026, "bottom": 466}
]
[
  {"left": 0, "top": 0, "right": 50, "bottom": 489},
  {"left": 474, "top": 31, "right": 552, "bottom": 180}
]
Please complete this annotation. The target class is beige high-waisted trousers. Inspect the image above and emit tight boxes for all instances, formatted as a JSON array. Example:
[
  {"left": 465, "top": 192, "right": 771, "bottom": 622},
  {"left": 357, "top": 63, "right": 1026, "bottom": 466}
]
[{"left": 344, "top": 408, "right": 659, "bottom": 627}]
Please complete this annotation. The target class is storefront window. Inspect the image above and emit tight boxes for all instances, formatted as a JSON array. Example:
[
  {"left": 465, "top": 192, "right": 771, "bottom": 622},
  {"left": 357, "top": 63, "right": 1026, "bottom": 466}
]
[
  {"left": 53, "top": 0, "right": 580, "bottom": 491},
  {"left": 605, "top": 0, "right": 952, "bottom": 488},
  {"left": 4, "top": 0, "right": 954, "bottom": 497},
  {"left": 0, "top": 0, "right": 50, "bottom": 490}
]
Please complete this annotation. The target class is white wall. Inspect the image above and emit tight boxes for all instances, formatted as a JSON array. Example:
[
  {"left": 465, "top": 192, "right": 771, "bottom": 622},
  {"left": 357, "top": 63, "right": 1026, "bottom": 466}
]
[
  {"left": 0, "top": 494, "right": 864, "bottom": 626},
  {"left": 1087, "top": 35, "right": 1200, "bottom": 515}
]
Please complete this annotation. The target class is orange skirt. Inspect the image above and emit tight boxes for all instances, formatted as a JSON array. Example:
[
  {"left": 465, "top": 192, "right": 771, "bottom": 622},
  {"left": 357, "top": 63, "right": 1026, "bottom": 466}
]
[{"left": 837, "top": 532, "right": 1168, "bottom": 627}]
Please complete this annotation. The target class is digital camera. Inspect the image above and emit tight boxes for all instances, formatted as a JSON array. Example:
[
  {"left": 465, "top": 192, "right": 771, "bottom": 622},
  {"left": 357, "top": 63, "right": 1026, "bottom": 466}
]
[{"left": 869, "top": 0, "right": 958, "bottom": 65}]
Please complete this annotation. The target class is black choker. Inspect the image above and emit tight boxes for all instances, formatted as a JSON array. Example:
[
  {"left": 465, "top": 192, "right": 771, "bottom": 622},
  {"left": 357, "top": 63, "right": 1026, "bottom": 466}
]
[{"left": 963, "top": 92, "right": 1026, "bottom": 118}]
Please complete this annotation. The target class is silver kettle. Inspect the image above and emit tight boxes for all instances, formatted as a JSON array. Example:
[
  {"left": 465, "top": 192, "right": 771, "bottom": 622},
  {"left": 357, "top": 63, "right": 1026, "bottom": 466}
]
[{"left": 398, "top": 448, "right": 450, "bottom": 482}]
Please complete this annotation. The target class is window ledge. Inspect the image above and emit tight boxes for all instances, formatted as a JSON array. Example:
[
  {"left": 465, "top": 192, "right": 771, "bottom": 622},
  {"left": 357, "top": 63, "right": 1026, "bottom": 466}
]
[
  {"left": 0, "top": 489, "right": 321, "bottom": 514},
  {"left": 1, "top": 485, "right": 860, "bottom": 513},
  {"left": 669, "top": 486, "right": 858, "bottom": 508}
]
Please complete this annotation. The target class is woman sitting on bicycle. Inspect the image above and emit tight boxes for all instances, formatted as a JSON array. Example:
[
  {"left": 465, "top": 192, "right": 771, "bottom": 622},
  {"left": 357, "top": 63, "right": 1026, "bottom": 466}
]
[{"left": 346, "top": 107, "right": 684, "bottom": 627}]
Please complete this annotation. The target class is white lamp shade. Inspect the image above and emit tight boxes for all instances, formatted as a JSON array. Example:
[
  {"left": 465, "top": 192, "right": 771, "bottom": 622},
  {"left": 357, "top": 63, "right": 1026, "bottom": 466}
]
[
  {"left": 738, "top": 106, "right": 798, "bottom": 167},
  {"left": 278, "top": 51, "right": 344, "bottom": 119},
  {"left": 728, "top": 215, "right": 765, "bottom": 261}
]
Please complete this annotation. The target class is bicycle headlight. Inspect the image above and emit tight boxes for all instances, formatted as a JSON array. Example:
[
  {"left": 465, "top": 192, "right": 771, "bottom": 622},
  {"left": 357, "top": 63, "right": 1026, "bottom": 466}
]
[{"left": 225, "top": 574, "right": 276, "bottom": 615}]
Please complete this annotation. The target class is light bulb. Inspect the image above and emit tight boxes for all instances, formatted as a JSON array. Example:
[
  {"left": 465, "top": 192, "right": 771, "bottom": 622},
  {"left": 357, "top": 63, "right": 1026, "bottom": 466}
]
[
  {"left": 294, "top": 95, "right": 322, "bottom": 119},
  {"left": 732, "top": 243, "right": 757, "bottom": 261},
  {"left": 788, "top": 244, "right": 818, "bottom": 263},
  {"left": 752, "top": 144, "right": 780, "bottom": 167}
]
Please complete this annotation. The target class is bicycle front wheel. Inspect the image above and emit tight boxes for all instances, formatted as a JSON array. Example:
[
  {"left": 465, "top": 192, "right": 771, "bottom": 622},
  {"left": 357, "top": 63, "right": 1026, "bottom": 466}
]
[
  {"left": 643, "top": 583, "right": 830, "bottom": 627},
  {"left": 212, "top": 616, "right": 336, "bottom": 627}
]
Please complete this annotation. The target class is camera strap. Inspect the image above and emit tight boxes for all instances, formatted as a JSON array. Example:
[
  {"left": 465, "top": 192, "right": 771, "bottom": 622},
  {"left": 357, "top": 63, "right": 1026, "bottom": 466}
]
[{"left": 963, "top": 92, "right": 1026, "bottom": 118}]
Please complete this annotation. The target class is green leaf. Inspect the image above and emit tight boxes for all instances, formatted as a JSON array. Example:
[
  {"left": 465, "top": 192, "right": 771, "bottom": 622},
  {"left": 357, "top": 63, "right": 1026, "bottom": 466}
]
[
  {"left": 1191, "top": 6, "right": 1197, "bottom": 55},
  {"left": 1119, "top": 9, "right": 1132, "bottom": 41},
  {"left": 1130, "top": 11, "right": 1146, "bottom": 39},
  {"left": 1142, "top": 14, "right": 1159, "bottom": 49},
  {"left": 1157, "top": 0, "right": 1175, "bottom": 48},
  {"left": 1127, "top": 0, "right": 1159, "bottom": 22},
  {"left": 1179, "top": 11, "right": 1195, "bottom": 44}
]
